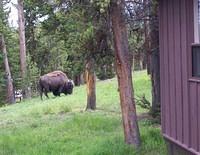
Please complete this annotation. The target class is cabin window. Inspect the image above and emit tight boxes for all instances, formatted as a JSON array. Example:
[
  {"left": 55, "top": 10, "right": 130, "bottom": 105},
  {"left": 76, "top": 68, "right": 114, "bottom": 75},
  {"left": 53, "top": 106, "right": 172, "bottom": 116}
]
[
  {"left": 192, "top": 45, "right": 200, "bottom": 77},
  {"left": 192, "top": 0, "right": 200, "bottom": 77},
  {"left": 194, "top": 0, "right": 200, "bottom": 42}
]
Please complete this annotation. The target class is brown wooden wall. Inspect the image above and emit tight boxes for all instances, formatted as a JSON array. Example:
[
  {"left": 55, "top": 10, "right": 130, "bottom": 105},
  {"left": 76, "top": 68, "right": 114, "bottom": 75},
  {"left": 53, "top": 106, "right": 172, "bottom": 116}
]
[{"left": 159, "top": 0, "right": 200, "bottom": 154}]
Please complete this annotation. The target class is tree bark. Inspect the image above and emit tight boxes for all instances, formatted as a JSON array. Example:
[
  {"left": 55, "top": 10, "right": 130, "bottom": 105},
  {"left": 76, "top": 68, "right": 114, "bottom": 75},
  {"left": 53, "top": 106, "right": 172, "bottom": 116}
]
[
  {"left": 73, "top": 74, "right": 85, "bottom": 86},
  {"left": 110, "top": 0, "right": 141, "bottom": 147},
  {"left": 149, "top": 0, "right": 160, "bottom": 117},
  {"left": 85, "top": 59, "right": 96, "bottom": 110},
  {"left": 80, "top": 73, "right": 85, "bottom": 84},
  {"left": 143, "top": 0, "right": 151, "bottom": 75},
  {"left": 18, "top": 0, "right": 26, "bottom": 79},
  {"left": 18, "top": 0, "right": 31, "bottom": 98},
  {"left": 139, "top": 59, "right": 143, "bottom": 70},
  {"left": 73, "top": 75, "right": 80, "bottom": 86},
  {"left": 0, "top": 34, "right": 15, "bottom": 104}
]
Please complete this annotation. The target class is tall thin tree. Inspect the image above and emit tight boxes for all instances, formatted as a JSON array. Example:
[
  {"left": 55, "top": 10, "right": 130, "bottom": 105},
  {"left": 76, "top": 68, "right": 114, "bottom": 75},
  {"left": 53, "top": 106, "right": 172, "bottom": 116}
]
[
  {"left": 149, "top": 0, "right": 160, "bottom": 117},
  {"left": 18, "top": 0, "right": 30, "bottom": 98},
  {"left": 110, "top": 0, "right": 141, "bottom": 147},
  {"left": 0, "top": 34, "right": 15, "bottom": 104}
]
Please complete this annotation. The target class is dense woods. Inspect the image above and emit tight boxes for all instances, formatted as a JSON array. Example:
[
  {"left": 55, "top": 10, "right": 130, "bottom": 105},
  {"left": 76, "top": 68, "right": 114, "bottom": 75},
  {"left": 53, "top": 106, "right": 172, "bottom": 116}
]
[{"left": 0, "top": 0, "right": 160, "bottom": 148}]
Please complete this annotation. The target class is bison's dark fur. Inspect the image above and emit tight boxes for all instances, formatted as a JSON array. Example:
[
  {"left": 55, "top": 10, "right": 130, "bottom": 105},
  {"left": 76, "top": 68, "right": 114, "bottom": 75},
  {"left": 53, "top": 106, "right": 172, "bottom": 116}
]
[{"left": 39, "top": 71, "right": 74, "bottom": 100}]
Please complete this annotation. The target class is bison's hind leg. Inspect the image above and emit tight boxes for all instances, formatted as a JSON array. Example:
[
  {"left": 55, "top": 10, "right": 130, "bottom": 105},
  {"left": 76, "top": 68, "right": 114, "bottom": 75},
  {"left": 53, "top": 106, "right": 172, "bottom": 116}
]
[
  {"left": 44, "top": 91, "right": 49, "bottom": 99},
  {"left": 40, "top": 91, "right": 43, "bottom": 100},
  {"left": 38, "top": 84, "right": 44, "bottom": 100}
]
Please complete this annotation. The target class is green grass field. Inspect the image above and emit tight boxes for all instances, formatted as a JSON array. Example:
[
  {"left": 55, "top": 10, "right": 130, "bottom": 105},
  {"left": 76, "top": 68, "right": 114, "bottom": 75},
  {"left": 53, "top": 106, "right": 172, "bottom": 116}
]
[{"left": 0, "top": 70, "right": 167, "bottom": 155}]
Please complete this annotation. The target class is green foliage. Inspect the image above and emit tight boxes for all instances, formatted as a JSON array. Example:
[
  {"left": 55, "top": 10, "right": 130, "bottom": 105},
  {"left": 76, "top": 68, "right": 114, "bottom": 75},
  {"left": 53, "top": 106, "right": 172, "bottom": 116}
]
[
  {"left": 0, "top": 1, "right": 20, "bottom": 103},
  {"left": 6, "top": 30, "right": 20, "bottom": 78},
  {"left": 90, "top": 0, "right": 110, "bottom": 13},
  {"left": 136, "top": 95, "right": 151, "bottom": 110},
  {"left": 24, "top": 0, "right": 114, "bottom": 81},
  {"left": 96, "top": 57, "right": 115, "bottom": 80},
  {"left": 0, "top": 71, "right": 166, "bottom": 155},
  {"left": 0, "top": 0, "right": 10, "bottom": 34}
]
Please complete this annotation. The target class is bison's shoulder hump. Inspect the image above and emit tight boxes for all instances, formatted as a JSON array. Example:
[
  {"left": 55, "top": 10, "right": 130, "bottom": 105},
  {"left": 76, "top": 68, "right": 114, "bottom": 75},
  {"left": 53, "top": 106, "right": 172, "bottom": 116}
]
[{"left": 46, "top": 71, "right": 68, "bottom": 78}]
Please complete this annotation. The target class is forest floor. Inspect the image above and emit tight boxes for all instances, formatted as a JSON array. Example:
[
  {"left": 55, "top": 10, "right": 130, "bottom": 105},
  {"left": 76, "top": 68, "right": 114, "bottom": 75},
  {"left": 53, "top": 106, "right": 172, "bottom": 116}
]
[{"left": 0, "top": 70, "right": 167, "bottom": 155}]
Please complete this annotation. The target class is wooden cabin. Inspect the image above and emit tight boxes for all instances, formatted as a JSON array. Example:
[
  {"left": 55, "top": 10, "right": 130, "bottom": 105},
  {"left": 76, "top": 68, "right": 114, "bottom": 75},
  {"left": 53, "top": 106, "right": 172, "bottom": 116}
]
[{"left": 159, "top": 0, "right": 200, "bottom": 154}]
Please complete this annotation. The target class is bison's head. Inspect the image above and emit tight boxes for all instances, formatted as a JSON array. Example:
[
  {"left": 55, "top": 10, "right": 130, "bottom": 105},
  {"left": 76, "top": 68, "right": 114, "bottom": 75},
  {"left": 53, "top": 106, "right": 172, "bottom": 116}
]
[{"left": 63, "top": 79, "right": 74, "bottom": 95}]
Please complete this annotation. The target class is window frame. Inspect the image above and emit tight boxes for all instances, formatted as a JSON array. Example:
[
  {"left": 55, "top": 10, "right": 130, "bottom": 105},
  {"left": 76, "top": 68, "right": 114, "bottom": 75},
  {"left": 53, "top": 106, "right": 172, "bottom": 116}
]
[
  {"left": 189, "top": 0, "right": 200, "bottom": 81},
  {"left": 194, "top": 0, "right": 199, "bottom": 43},
  {"left": 191, "top": 44, "right": 200, "bottom": 78}
]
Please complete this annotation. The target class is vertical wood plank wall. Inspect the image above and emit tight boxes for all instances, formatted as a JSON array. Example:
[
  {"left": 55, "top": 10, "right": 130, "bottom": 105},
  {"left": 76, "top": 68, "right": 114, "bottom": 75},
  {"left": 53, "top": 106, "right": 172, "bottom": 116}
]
[{"left": 159, "top": 0, "right": 200, "bottom": 154}]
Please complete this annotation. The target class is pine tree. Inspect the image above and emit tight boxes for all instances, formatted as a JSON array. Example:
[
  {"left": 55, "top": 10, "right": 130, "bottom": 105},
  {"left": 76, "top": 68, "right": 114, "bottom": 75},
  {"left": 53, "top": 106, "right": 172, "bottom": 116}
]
[
  {"left": 18, "top": 0, "right": 31, "bottom": 98},
  {"left": 110, "top": 0, "right": 141, "bottom": 147},
  {"left": 0, "top": 0, "right": 15, "bottom": 104}
]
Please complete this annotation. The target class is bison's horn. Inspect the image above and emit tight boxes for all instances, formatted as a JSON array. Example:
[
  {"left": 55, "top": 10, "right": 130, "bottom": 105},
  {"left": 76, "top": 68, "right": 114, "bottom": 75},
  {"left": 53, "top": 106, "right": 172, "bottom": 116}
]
[
  {"left": 69, "top": 80, "right": 74, "bottom": 86},
  {"left": 67, "top": 79, "right": 74, "bottom": 86}
]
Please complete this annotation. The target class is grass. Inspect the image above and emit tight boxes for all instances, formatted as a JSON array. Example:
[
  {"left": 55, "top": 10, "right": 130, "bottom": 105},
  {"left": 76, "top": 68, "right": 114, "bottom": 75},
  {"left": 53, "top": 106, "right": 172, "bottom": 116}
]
[{"left": 0, "top": 70, "right": 167, "bottom": 155}]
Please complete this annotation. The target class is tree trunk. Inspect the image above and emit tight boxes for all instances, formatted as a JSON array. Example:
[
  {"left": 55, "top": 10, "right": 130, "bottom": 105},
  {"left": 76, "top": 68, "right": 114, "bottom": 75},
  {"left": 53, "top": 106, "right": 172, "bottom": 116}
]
[
  {"left": 149, "top": 0, "right": 160, "bottom": 117},
  {"left": 110, "top": 0, "right": 141, "bottom": 147},
  {"left": 80, "top": 73, "right": 85, "bottom": 84},
  {"left": 85, "top": 59, "right": 96, "bottom": 110},
  {"left": 132, "top": 57, "right": 135, "bottom": 71},
  {"left": 0, "top": 34, "right": 15, "bottom": 104},
  {"left": 73, "top": 75, "right": 80, "bottom": 86},
  {"left": 73, "top": 74, "right": 84, "bottom": 86},
  {"left": 139, "top": 59, "right": 143, "bottom": 70},
  {"left": 144, "top": 0, "right": 151, "bottom": 75},
  {"left": 18, "top": 0, "right": 30, "bottom": 98}
]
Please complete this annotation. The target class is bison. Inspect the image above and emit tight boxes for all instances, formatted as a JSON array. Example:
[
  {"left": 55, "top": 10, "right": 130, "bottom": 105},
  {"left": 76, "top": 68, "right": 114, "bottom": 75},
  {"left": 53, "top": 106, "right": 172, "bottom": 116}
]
[{"left": 39, "top": 71, "right": 74, "bottom": 100}]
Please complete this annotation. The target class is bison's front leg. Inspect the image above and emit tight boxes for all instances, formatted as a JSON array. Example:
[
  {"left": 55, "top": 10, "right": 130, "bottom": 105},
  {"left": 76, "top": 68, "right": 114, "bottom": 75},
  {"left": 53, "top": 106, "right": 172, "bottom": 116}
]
[{"left": 53, "top": 91, "right": 60, "bottom": 96}]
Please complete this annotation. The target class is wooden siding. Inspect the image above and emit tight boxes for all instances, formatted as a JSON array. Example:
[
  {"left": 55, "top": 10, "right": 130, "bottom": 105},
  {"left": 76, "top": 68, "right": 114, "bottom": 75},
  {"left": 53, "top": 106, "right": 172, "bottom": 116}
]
[
  {"left": 165, "top": 139, "right": 194, "bottom": 155},
  {"left": 160, "top": 0, "right": 200, "bottom": 154},
  {"left": 181, "top": 0, "right": 190, "bottom": 146}
]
